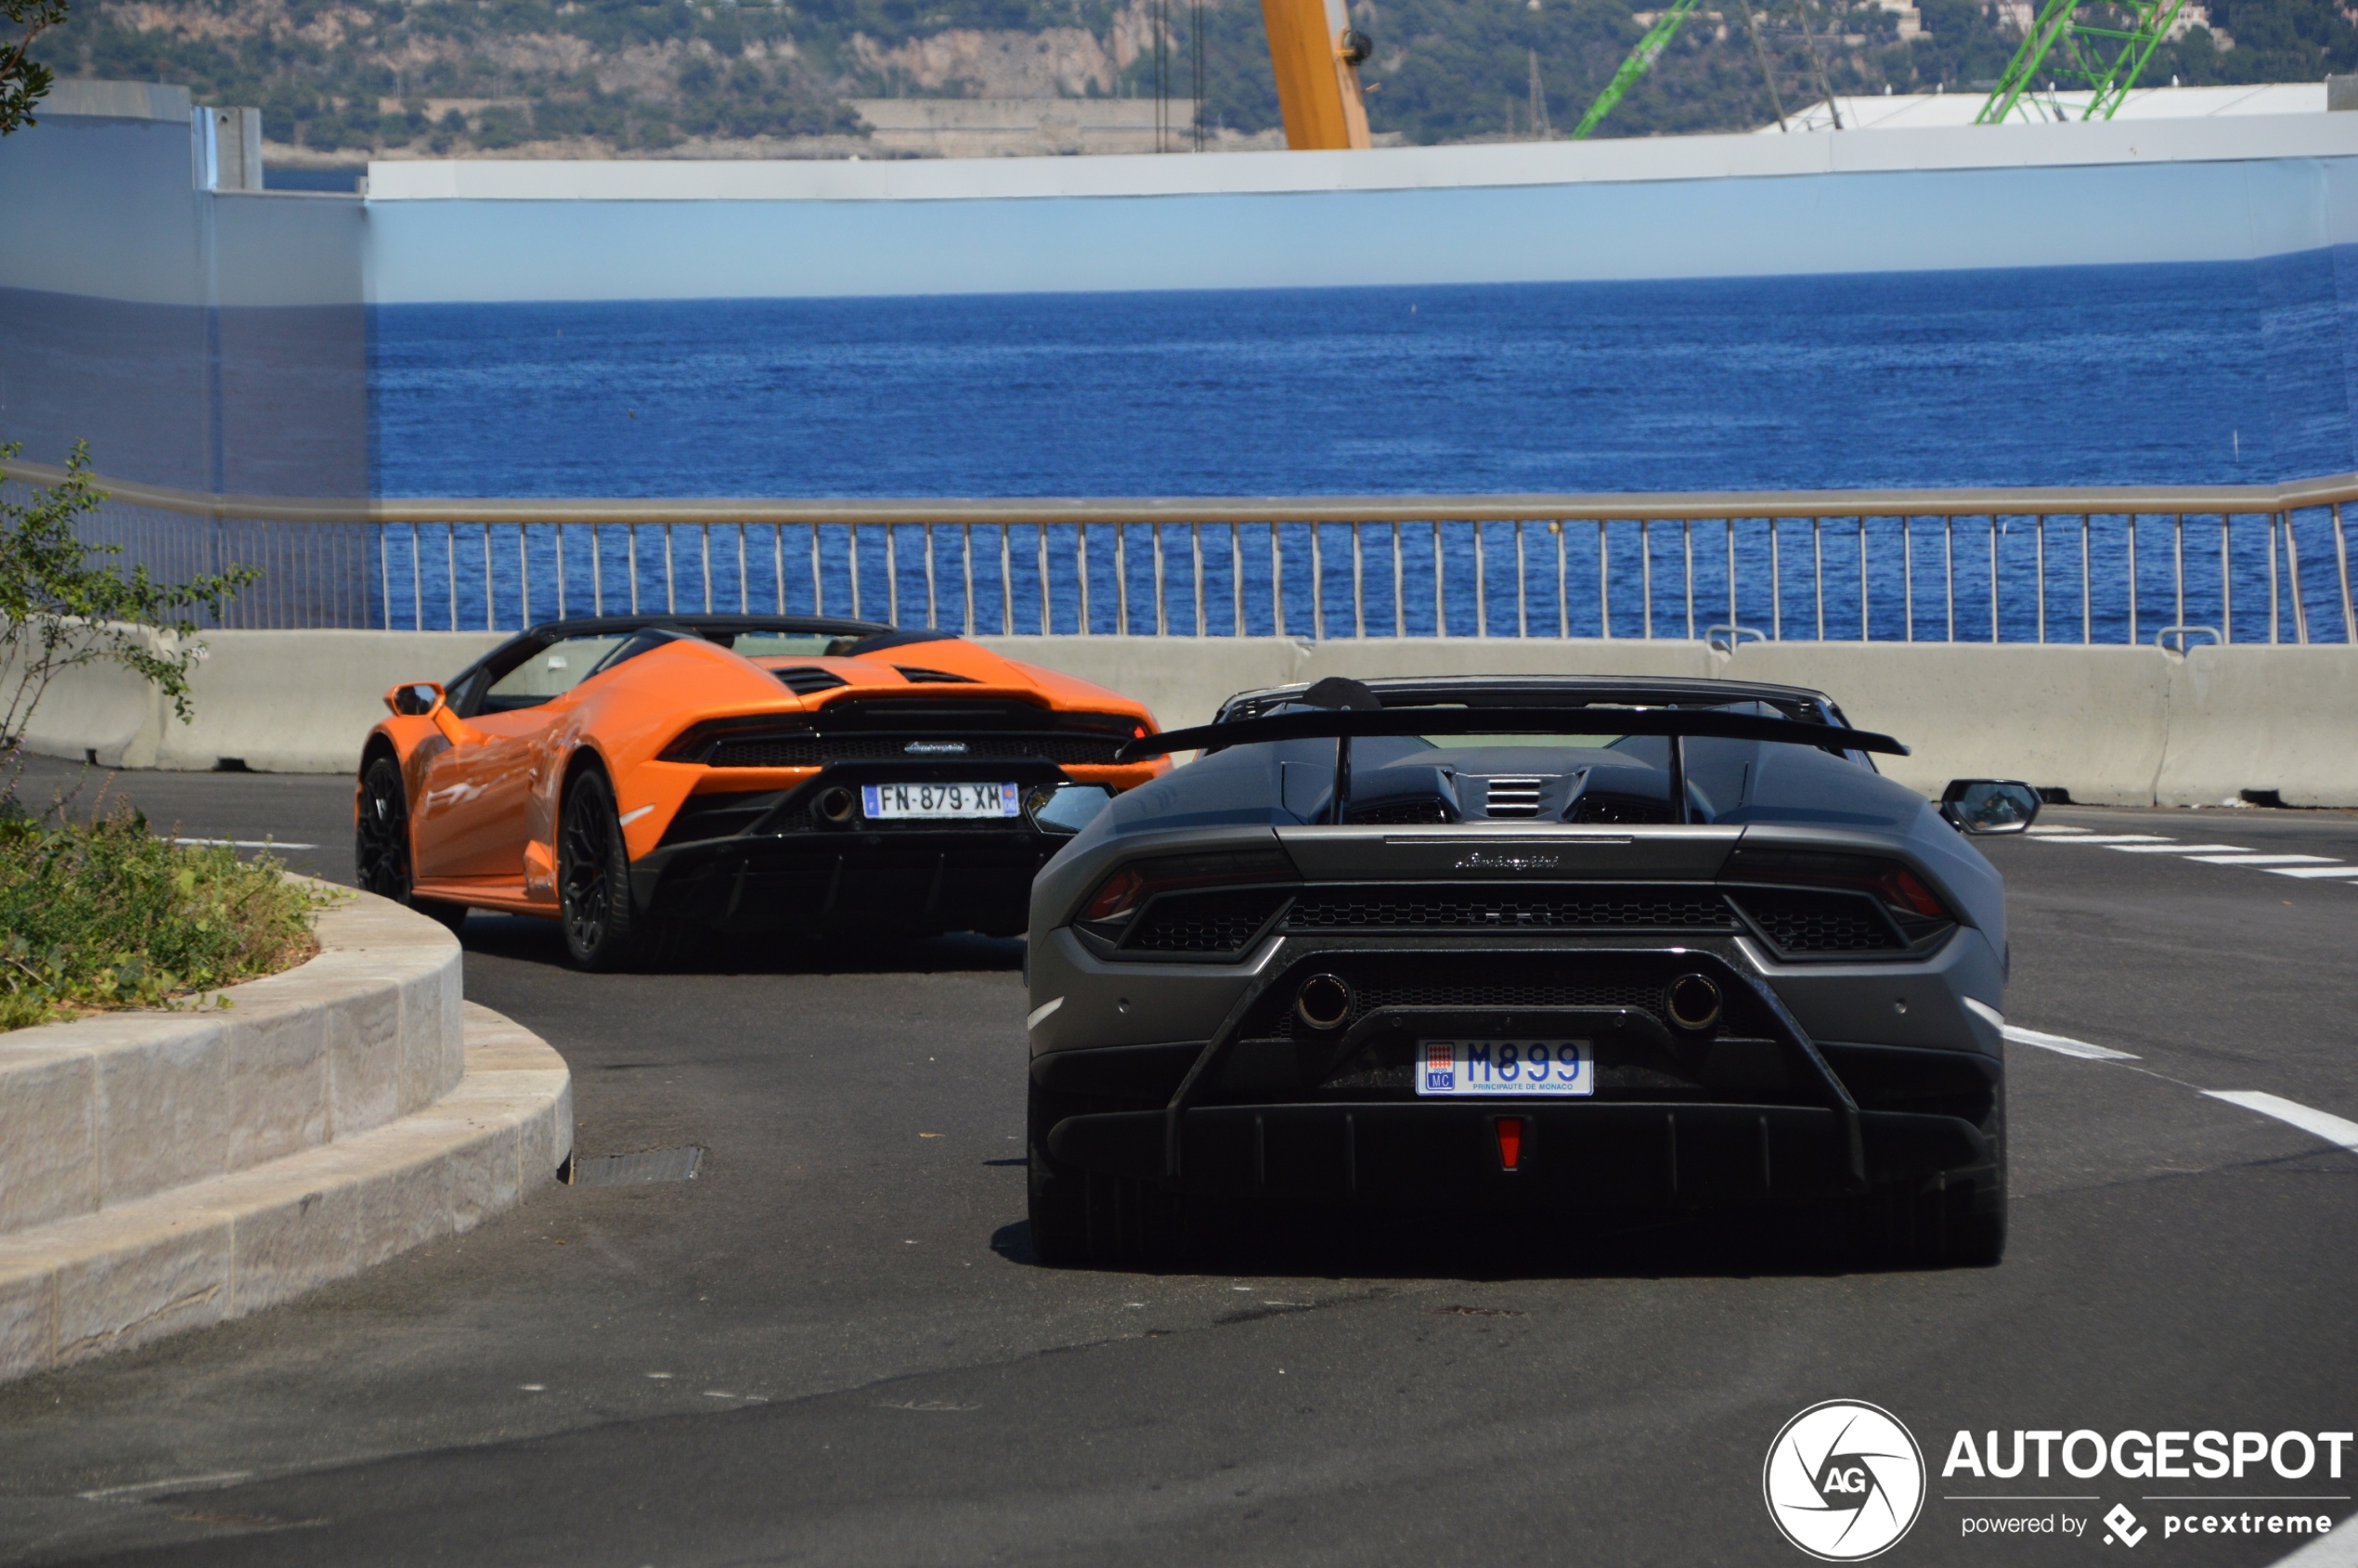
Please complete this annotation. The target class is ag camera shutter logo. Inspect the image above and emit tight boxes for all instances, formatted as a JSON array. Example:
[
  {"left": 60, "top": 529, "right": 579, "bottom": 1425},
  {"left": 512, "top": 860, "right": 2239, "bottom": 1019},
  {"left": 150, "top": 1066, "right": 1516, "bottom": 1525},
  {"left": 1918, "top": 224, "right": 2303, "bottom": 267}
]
[{"left": 1764, "top": 1400, "right": 1927, "bottom": 1561}]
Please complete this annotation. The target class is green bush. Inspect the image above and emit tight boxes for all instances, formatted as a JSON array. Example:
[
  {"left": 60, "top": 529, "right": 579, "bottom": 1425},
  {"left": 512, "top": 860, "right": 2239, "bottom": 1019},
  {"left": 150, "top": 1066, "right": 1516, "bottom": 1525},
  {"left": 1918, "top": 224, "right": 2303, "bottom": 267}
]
[{"left": 0, "top": 804, "right": 318, "bottom": 1031}]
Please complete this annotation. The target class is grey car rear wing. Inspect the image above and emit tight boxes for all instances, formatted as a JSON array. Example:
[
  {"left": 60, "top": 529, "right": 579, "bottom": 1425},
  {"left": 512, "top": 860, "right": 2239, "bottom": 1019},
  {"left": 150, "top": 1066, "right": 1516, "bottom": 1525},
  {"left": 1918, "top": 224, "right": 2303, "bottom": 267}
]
[{"left": 1117, "top": 706, "right": 1911, "bottom": 763}]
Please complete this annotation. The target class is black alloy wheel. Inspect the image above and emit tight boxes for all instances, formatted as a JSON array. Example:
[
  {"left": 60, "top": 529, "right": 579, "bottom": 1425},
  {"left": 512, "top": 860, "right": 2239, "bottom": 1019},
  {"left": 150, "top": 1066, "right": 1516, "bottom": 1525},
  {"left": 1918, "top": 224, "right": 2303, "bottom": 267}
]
[
  {"left": 355, "top": 756, "right": 467, "bottom": 934},
  {"left": 558, "top": 766, "right": 645, "bottom": 971}
]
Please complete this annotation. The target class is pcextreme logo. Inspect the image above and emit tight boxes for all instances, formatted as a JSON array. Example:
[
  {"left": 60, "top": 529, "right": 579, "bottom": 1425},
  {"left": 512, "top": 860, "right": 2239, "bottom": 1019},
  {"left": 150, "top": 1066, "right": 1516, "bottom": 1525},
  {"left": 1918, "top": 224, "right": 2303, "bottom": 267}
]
[{"left": 1764, "top": 1400, "right": 1929, "bottom": 1562}]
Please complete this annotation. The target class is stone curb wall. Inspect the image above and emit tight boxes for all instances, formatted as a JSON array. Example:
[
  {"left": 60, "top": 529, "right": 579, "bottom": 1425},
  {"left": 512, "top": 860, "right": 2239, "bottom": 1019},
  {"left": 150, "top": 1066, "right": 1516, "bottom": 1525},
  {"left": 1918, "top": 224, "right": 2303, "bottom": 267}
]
[
  {"left": 0, "top": 886, "right": 464, "bottom": 1238},
  {"left": 0, "top": 890, "right": 571, "bottom": 1383}
]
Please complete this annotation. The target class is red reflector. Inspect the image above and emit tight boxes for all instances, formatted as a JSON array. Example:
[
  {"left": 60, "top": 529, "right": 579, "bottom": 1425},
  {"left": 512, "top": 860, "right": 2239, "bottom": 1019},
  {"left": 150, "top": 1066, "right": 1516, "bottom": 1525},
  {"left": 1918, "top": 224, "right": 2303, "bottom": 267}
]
[{"left": 1496, "top": 1118, "right": 1525, "bottom": 1172}]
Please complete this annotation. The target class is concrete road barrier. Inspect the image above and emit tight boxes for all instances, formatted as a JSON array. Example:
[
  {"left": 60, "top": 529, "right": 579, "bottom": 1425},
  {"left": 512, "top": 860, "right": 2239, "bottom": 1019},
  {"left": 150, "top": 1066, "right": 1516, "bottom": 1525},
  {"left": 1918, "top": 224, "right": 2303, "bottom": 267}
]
[
  {"left": 0, "top": 885, "right": 571, "bottom": 1381},
  {"left": 24, "top": 629, "right": 508, "bottom": 775},
  {"left": 16, "top": 628, "right": 2356, "bottom": 806}
]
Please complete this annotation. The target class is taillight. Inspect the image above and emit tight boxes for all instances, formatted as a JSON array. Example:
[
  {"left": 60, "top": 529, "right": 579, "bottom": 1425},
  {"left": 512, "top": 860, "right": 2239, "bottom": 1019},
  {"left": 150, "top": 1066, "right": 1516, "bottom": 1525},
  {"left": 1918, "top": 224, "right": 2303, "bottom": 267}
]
[
  {"left": 1083, "top": 868, "right": 1147, "bottom": 924},
  {"left": 1073, "top": 847, "right": 1295, "bottom": 940},
  {"left": 1873, "top": 863, "right": 1946, "bottom": 919},
  {"left": 1723, "top": 848, "right": 1956, "bottom": 933}
]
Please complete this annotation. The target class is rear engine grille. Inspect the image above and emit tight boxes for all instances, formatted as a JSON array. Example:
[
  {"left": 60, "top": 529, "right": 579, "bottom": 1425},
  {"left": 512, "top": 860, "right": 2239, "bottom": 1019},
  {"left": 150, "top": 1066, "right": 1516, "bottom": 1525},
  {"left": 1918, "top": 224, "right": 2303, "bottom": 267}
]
[
  {"left": 1285, "top": 884, "right": 1735, "bottom": 933},
  {"left": 706, "top": 732, "right": 1126, "bottom": 767},
  {"left": 773, "top": 667, "right": 849, "bottom": 695},
  {"left": 894, "top": 666, "right": 976, "bottom": 683},
  {"left": 1123, "top": 889, "right": 1291, "bottom": 953},
  {"left": 1569, "top": 792, "right": 1675, "bottom": 825},
  {"left": 1346, "top": 798, "right": 1455, "bottom": 825},
  {"left": 1729, "top": 888, "right": 1903, "bottom": 952},
  {"left": 1478, "top": 776, "right": 1545, "bottom": 817}
]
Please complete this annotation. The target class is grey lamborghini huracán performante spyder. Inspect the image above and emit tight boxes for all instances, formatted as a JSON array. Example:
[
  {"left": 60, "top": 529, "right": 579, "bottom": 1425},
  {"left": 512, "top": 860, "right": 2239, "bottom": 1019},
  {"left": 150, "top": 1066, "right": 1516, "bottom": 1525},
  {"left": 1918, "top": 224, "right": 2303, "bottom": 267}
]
[{"left": 1021, "top": 675, "right": 2040, "bottom": 1267}]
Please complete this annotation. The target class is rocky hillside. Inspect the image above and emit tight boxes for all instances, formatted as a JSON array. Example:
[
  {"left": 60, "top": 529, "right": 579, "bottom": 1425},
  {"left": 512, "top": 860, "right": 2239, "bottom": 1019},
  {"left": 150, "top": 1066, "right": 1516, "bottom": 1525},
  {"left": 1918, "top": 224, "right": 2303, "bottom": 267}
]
[{"left": 32, "top": 0, "right": 2346, "bottom": 159}]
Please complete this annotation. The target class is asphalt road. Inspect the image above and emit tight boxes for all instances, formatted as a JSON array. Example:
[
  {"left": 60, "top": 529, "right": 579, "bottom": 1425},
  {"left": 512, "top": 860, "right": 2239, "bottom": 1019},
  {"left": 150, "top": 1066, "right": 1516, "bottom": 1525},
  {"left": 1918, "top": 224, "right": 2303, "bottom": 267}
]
[{"left": 4, "top": 758, "right": 2355, "bottom": 1567}]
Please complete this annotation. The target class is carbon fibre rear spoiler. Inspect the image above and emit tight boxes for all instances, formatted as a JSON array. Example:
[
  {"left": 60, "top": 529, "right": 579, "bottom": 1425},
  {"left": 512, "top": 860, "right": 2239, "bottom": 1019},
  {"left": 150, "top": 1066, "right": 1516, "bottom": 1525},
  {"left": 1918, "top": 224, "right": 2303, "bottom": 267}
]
[{"left": 1115, "top": 706, "right": 1910, "bottom": 762}]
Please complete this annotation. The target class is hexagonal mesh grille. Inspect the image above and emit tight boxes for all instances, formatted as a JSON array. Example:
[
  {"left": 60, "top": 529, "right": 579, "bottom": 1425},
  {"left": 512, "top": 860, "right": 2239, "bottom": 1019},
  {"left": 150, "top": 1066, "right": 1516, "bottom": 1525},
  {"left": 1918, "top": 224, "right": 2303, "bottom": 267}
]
[
  {"left": 1730, "top": 888, "right": 1902, "bottom": 952},
  {"left": 1286, "top": 884, "right": 1735, "bottom": 933},
  {"left": 1125, "top": 889, "right": 1291, "bottom": 952}
]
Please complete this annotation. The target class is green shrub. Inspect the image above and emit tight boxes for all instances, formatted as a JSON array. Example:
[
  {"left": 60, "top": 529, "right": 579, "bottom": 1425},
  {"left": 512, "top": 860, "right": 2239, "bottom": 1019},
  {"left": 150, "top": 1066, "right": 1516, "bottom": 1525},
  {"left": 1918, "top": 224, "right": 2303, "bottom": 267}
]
[{"left": 0, "top": 803, "right": 318, "bottom": 1031}]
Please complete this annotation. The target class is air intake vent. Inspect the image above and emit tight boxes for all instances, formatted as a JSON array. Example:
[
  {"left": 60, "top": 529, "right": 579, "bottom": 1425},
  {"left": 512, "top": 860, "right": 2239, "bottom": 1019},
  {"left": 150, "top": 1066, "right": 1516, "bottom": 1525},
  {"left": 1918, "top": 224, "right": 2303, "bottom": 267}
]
[
  {"left": 1478, "top": 777, "right": 1545, "bottom": 817},
  {"left": 1728, "top": 889, "right": 1905, "bottom": 954},
  {"left": 895, "top": 667, "right": 977, "bottom": 684},
  {"left": 775, "top": 667, "right": 849, "bottom": 695},
  {"left": 1123, "top": 888, "right": 1292, "bottom": 954}
]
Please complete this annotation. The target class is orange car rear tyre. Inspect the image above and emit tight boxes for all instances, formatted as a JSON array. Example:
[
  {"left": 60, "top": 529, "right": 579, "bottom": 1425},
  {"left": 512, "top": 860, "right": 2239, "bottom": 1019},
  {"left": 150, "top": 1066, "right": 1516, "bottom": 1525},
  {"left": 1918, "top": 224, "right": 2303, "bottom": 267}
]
[
  {"left": 355, "top": 756, "right": 468, "bottom": 935},
  {"left": 560, "top": 765, "right": 653, "bottom": 971}
]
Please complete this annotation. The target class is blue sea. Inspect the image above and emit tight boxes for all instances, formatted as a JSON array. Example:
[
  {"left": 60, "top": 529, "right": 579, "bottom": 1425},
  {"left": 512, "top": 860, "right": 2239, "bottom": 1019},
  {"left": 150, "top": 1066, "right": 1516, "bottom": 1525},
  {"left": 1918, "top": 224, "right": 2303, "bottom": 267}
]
[{"left": 365, "top": 263, "right": 2358, "bottom": 642}]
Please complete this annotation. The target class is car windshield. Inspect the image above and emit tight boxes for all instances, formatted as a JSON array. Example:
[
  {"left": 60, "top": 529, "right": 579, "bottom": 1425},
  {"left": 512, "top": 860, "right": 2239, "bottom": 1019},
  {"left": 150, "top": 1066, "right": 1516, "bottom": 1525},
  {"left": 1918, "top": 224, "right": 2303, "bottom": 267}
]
[
  {"left": 481, "top": 634, "right": 630, "bottom": 712},
  {"left": 716, "top": 630, "right": 844, "bottom": 657}
]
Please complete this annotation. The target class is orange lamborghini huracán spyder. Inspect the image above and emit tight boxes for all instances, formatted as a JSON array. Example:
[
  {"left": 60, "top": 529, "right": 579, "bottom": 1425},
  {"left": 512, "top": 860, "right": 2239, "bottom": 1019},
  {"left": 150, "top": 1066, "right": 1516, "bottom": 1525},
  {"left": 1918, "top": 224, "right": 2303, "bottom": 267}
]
[{"left": 355, "top": 615, "right": 1169, "bottom": 967}]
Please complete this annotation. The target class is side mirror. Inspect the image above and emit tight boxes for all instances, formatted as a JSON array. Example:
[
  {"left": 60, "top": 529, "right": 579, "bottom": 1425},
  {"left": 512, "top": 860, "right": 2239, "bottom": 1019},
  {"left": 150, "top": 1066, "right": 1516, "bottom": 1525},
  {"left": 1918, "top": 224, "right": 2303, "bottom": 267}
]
[
  {"left": 1029, "top": 783, "right": 1114, "bottom": 836},
  {"left": 386, "top": 680, "right": 445, "bottom": 718},
  {"left": 1941, "top": 779, "right": 2041, "bottom": 835}
]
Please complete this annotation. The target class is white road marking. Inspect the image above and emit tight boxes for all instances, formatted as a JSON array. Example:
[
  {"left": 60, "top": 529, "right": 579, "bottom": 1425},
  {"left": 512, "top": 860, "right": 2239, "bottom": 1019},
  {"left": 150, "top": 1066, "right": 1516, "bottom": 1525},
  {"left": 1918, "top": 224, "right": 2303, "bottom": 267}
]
[
  {"left": 2003, "top": 1025, "right": 2141, "bottom": 1061},
  {"left": 2107, "top": 843, "right": 2250, "bottom": 854},
  {"left": 2043, "top": 834, "right": 2175, "bottom": 845},
  {"left": 78, "top": 1471, "right": 253, "bottom": 1501},
  {"left": 172, "top": 838, "right": 318, "bottom": 849},
  {"left": 2266, "top": 1512, "right": 2358, "bottom": 1565},
  {"left": 2187, "top": 854, "right": 2337, "bottom": 866},
  {"left": 2203, "top": 1092, "right": 2358, "bottom": 1156},
  {"left": 2270, "top": 864, "right": 2358, "bottom": 879},
  {"left": 2026, "top": 826, "right": 2090, "bottom": 836}
]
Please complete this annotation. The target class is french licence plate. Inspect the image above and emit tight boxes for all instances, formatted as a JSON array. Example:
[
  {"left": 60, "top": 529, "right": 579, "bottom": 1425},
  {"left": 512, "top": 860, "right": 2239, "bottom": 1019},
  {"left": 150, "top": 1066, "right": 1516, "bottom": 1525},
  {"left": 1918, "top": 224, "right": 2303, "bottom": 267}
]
[
  {"left": 1415, "top": 1039, "right": 1594, "bottom": 1097},
  {"left": 860, "top": 782, "right": 1021, "bottom": 820}
]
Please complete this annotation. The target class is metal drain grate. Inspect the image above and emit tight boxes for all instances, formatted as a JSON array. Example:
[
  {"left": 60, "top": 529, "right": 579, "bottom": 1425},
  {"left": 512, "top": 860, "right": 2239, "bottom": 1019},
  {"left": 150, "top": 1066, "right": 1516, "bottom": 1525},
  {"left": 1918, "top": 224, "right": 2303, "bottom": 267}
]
[{"left": 563, "top": 1146, "right": 705, "bottom": 1186}]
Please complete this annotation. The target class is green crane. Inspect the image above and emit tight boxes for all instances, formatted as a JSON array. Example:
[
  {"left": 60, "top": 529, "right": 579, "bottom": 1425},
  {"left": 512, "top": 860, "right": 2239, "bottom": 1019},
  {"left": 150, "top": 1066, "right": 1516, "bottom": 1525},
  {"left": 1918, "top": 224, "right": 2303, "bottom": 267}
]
[
  {"left": 1572, "top": 0, "right": 1704, "bottom": 138},
  {"left": 1976, "top": 0, "right": 2189, "bottom": 123}
]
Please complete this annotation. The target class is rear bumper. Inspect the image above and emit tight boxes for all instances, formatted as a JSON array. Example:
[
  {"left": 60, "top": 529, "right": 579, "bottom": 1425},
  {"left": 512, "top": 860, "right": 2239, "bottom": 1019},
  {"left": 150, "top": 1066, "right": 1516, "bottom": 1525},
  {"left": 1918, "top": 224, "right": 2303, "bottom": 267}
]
[
  {"left": 1046, "top": 1100, "right": 1990, "bottom": 1207},
  {"left": 631, "top": 827, "right": 1056, "bottom": 936},
  {"left": 633, "top": 760, "right": 1073, "bottom": 935}
]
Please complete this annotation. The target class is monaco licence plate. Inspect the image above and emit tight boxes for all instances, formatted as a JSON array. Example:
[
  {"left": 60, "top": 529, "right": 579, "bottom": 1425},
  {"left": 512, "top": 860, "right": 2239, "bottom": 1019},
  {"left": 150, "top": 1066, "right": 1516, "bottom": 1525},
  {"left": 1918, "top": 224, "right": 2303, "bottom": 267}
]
[
  {"left": 860, "top": 782, "right": 1021, "bottom": 821},
  {"left": 1415, "top": 1039, "right": 1594, "bottom": 1097}
]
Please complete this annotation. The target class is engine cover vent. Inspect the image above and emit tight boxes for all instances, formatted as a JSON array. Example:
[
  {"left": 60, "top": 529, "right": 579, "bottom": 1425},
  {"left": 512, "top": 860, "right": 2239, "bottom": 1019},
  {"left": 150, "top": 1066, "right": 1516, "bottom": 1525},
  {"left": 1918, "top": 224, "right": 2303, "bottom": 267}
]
[
  {"left": 1478, "top": 776, "right": 1546, "bottom": 817},
  {"left": 774, "top": 667, "right": 849, "bottom": 695}
]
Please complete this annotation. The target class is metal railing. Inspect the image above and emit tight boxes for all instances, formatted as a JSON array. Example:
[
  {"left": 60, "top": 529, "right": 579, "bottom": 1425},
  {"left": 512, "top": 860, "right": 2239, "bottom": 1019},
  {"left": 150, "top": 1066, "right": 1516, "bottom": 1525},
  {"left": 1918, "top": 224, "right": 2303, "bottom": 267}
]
[{"left": 12, "top": 463, "right": 2358, "bottom": 647}]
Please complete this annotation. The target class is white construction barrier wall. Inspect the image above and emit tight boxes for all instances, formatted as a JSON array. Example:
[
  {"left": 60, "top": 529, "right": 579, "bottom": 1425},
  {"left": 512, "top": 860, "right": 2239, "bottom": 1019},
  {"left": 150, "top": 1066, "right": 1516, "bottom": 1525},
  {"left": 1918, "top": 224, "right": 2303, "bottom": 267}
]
[{"left": 20, "top": 629, "right": 2356, "bottom": 807}]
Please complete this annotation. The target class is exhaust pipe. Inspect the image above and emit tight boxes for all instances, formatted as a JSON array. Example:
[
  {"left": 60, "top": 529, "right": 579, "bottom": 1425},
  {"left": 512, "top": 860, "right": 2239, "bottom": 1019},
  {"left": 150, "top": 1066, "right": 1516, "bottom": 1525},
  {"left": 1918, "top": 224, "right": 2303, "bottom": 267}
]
[
  {"left": 1294, "top": 973, "right": 1355, "bottom": 1031},
  {"left": 1664, "top": 973, "right": 1722, "bottom": 1032},
  {"left": 817, "top": 786, "right": 858, "bottom": 824}
]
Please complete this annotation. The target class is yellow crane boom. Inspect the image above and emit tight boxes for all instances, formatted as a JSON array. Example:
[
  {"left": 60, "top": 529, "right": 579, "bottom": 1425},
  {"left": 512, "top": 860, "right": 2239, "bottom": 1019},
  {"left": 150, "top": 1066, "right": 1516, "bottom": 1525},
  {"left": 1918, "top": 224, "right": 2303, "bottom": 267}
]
[{"left": 1261, "top": 0, "right": 1373, "bottom": 149}]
